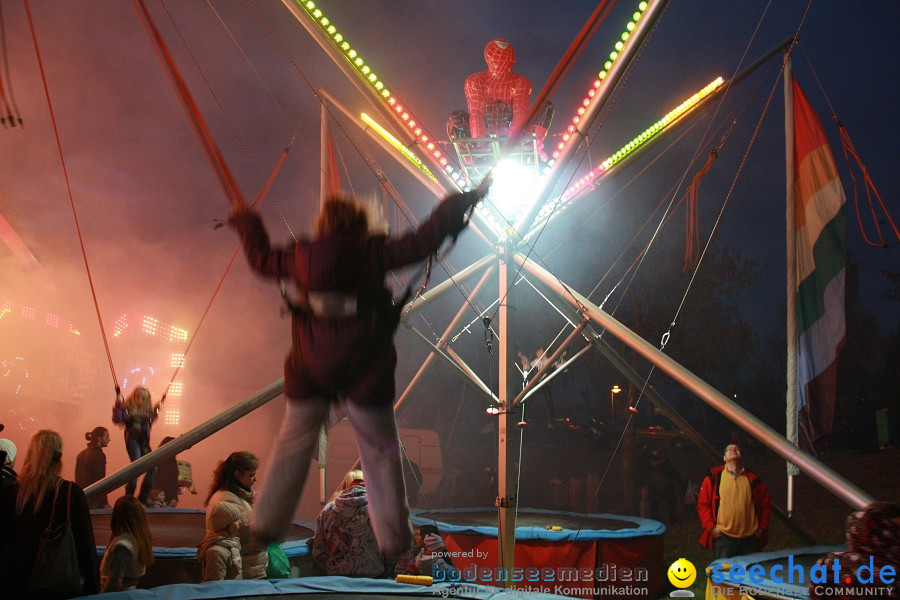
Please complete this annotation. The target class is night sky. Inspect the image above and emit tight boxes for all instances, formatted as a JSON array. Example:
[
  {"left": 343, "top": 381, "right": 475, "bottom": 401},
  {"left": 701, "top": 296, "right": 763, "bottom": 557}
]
[{"left": 0, "top": 1, "right": 896, "bottom": 511}]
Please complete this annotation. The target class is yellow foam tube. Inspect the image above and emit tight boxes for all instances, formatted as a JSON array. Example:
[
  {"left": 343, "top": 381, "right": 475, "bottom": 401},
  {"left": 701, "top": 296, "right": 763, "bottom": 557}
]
[{"left": 396, "top": 574, "right": 434, "bottom": 586}]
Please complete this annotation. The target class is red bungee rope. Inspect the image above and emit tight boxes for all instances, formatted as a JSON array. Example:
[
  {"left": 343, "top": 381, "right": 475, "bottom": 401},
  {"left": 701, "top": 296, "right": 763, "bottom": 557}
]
[{"left": 23, "top": 0, "right": 120, "bottom": 393}]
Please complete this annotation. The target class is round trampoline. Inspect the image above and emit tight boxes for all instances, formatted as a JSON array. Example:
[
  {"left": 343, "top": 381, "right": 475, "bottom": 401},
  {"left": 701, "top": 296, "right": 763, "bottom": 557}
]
[
  {"left": 412, "top": 508, "right": 666, "bottom": 599},
  {"left": 90, "top": 508, "right": 315, "bottom": 587},
  {"left": 704, "top": 545, "right": 844, "bottom": 600}
]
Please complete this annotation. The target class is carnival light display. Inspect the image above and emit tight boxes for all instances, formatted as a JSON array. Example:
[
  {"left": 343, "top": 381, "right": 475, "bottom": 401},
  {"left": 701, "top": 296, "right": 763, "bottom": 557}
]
[
  {"left": 527, "top": 77, "right": 726, "bottom": 234},
  {"left": 294, "top": 0, "right": 468, "bottom": 187},
  {"left": 548, "top": 1, "right": 651, "bottom": 166},
  {"left": 360, "top": 113, "right": 437, "bottom": 182}
]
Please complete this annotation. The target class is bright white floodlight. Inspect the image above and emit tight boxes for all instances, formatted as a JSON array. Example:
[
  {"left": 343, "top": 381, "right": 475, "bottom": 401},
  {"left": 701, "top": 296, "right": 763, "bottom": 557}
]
[{"left": 482, "top": 159, "right": 543, "bottom": 241}]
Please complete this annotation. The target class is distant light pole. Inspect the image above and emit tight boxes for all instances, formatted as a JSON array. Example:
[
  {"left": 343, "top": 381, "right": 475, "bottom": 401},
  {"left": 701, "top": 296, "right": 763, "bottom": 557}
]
[{"left": 610, "top": 385, "right": 622, "bottom": 426}]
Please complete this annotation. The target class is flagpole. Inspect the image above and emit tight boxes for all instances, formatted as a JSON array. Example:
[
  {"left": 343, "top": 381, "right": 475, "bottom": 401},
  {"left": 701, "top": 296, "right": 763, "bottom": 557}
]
[{"left": 784, "top": 53, "right": 800, "bottom": 517}]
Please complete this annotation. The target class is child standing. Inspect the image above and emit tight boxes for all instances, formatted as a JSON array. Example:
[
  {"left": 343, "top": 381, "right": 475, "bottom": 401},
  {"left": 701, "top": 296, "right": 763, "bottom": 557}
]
[{"left": 198, "top": 501, "right": 243, "bottom": 581}]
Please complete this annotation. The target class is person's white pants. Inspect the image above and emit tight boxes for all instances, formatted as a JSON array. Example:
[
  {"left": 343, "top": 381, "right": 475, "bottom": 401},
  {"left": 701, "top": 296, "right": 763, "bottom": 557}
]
[{"left": 252, "top": 396, "right": 411, "bottom": 558}]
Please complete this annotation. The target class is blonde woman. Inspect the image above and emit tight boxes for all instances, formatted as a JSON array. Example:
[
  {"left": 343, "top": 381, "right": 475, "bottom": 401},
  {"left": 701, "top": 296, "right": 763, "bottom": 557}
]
[
  {"left": 100, "top": 496, "right": 154, "bottom": 591},
  {"left": 311, "top": 469, "right": 387, "bottom": 577},
  {"left": 229, "top": 180, "right": 490, "bottom": 560},
  {"left": 0, "top": 429, "right": 99, "bottom": 597},
  {"left": 113, "top": 386, "right": 160, "bottom": 503}
]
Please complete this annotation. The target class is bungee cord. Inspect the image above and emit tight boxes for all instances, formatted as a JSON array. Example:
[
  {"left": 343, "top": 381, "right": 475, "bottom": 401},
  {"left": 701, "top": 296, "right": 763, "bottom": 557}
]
[
  {"left": 796, "top": 45, "right": 898, "bottom": 248},
  {"left": 23, "top": 0, "right": 120, "bottom": 394}
]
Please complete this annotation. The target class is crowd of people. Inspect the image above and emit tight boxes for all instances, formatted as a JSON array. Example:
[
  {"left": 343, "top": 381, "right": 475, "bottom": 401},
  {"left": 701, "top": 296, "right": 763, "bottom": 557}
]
[
  {"left": 0, "top": 182, "right": 894, "bottom": 595},
  {"left": 0, "top": 424, "right": 897, "bottom": 597},
  {"left": 0, "top": 425, "right": 451, "bottom": 596}
]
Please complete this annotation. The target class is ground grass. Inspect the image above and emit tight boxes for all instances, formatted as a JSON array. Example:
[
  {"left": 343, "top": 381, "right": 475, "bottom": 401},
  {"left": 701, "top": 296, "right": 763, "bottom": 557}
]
[{"left": 654, "top": 446, "right": 899, "bottom": 599}]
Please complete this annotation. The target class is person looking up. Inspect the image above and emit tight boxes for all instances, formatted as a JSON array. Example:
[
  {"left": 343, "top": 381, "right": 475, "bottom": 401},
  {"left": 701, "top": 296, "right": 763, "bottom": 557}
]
[{"left": 696, "top": 443, "right": 771, "bottom": 558}]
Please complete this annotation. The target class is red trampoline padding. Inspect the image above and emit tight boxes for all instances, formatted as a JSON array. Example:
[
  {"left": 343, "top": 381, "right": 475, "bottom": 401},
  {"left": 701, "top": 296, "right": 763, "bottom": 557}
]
[
  {"left": 441, "top": 534, "right": 596, "bottom": 598},
  {"left": 436, "top": 533, "right": 664, "bottom": 599}
]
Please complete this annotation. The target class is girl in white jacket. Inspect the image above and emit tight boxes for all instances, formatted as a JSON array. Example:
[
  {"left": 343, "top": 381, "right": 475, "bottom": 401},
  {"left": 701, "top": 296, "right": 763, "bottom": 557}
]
[{"left": 198, "top": 501, "right": 243, "bottom": 581}]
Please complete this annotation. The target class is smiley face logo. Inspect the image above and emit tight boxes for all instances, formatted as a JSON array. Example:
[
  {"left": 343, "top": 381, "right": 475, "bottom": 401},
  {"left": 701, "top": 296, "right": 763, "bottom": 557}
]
[{"left": 668, "top": 558, "right": 697, "bottom": 588}]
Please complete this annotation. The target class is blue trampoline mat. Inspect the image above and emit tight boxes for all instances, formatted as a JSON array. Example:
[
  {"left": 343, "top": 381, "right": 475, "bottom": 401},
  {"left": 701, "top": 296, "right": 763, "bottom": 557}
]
[
  {"left": 707, "top": 545, "right": 845, "bottom": 599},
  {"left": 90, "top": 508, "right": 315, "bottom": 559},
  {"left": 411, "top": 507, "right": 665, "bottom": 541},
  {"left": 75, "top": 576, "right": 574, "bottom": 599}
]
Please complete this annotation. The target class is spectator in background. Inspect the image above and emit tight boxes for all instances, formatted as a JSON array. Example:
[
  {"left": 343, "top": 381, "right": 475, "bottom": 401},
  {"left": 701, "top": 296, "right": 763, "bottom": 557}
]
[
  {"left": 100, "top": 496, "right": 154, "bottom": 592},
  {"left": 647, "top": 447, "right": 682, "bottom": 523},
  {"left": 150, "top": 435, "right": 197, "bottom": 507},
  {"left": 205, "top": 451, "right": 268, "bottom": 579},
  {"left": 0, "top": 438, "right": 16, "bottom": 484},
  {"left": 0, "top": 429, "right": 99, "bottom": 597},
  {"left": 198, "top": 501, "right": 243, "bottom": 582},
  {"left": 414, "top": 524, "right": 454, "bottom": 577},
  {"left": 311, "top": 470, "right": 389, "bottom": 577},
  {"left": 0, "top": 438, "right": 17, "bottom": 519},
  {"left": 696, "top": 443, "right": 771, "bottom": 558},
  {"left": 75, "top": 426, "right": 110, "bottom": 509}
]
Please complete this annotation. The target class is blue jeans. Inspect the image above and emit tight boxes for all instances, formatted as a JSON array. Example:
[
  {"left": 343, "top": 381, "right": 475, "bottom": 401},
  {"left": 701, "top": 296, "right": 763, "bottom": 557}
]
[
  {"left": 713, "top": 533, "right": 760, "bottom": 559},
  {"left": 124, "top": 435, "right": 156, "bottom": 503}
]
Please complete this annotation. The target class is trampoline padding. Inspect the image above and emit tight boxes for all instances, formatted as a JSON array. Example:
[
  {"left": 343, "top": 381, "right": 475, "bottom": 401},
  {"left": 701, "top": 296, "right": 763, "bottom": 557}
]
[
  {"left": 705, "top": 545, "right": 845, "bottom": 599},
  {"left": 91, "top": 508, "right": 314, "bottom": 558},
  {"left": 410, "top": 508, "right": 666, "bottom": 599},
  {"left": 75, "top": 576, "right": 573, "bottom": 599}
]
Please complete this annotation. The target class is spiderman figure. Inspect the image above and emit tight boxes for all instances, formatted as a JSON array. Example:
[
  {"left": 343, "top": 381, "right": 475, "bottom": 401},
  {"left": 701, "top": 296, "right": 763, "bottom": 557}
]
[{"left": 464, "top": 38, "right": 532, "bottom": 139}]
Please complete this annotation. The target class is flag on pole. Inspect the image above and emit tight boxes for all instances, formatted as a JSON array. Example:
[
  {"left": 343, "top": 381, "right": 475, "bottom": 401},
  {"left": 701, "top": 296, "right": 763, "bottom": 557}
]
[{"left": 790, "top": 76, "right": 847, "bottom": 454}]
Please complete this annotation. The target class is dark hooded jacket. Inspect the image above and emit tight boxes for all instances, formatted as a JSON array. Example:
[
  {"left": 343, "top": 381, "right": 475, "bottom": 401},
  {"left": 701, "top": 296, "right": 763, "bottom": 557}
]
[{"left": 230, "top": 191, "right": 478, "bottom": 404}]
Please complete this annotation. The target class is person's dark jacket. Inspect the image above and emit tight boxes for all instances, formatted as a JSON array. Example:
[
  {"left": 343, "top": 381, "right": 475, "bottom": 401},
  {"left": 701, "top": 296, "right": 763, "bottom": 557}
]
[
  {"left": 230, "top": 191, "right": 479, "bottom": 405},
  {"left": 75, "top": 445, "right": 107, "bottom": 509},
  {"left": 0, "top": 479, "right": 100, "bottom": 597}
]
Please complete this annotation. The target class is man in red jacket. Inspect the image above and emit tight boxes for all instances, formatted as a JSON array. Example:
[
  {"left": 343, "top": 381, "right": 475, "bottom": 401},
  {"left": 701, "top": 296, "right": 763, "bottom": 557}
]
[{"left": 696, "top": 443, "right": 771, "bottom": 558}]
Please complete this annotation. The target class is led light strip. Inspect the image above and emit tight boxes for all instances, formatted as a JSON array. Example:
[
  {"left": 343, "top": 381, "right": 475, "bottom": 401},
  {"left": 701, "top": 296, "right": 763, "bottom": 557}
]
[
  {"left": 549, "top": 1, "right": 651, "bottom": 167},
  {"left": 562, "top": 77, "right": 725, "bottom": 201},
  {"left": 360, "top": 113, "right": 437, "bottom": 182},
  {"left": 528, "top": 77, "right": 725, "bottom": 235},
  {"left": 297, "top": 1, "right": 467, "bottom": 187}
]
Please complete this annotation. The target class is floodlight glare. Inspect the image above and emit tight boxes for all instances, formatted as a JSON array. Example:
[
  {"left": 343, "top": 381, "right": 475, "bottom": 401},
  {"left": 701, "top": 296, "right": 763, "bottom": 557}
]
[{"left": 487, "top": 159, "right": 542, "bottom": 234}]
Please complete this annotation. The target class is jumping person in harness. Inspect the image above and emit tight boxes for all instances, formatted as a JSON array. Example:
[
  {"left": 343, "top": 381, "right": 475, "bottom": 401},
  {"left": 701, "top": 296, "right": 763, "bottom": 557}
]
[{"left": 228, "top": 178, "right": 491, "bottom": 559}]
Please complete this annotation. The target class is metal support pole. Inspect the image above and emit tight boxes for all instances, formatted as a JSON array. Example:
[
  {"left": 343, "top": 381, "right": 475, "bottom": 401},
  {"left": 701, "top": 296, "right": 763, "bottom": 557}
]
[
  {"left": 496, "top": 243, "right": 517, "bottom": 583},
  {"left": 513, "top": 318, "right": 588, "bottom": 406},
  {"left": 516, "top": 253, "right": 875, "bottom": 510},
  {"left": 393, "top": 262, "right": 497, "bottom": 415},
  {"left": 85, "top": 378, "right": 284, "bottom": 502}
]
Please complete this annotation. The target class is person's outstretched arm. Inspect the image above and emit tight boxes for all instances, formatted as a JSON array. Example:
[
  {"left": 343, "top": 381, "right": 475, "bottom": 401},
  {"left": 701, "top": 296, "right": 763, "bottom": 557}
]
[
  {"left": 229, "top": 209, "right": 296, "bottom": 279},
  {"left": 380, "top": 183, "right": 489, "bottom": 270}
]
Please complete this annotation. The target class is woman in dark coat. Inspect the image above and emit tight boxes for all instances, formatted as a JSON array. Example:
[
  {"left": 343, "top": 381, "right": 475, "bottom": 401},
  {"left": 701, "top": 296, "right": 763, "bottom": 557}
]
[
  {"left": 75, "top": 426, "right": 110, "bottom": 509},
  {"left": 229, "top": 183, "right": 488, "bottom": 558},
  {"left": 0, "top": 429, "right": 99, "bottom": 598}
]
